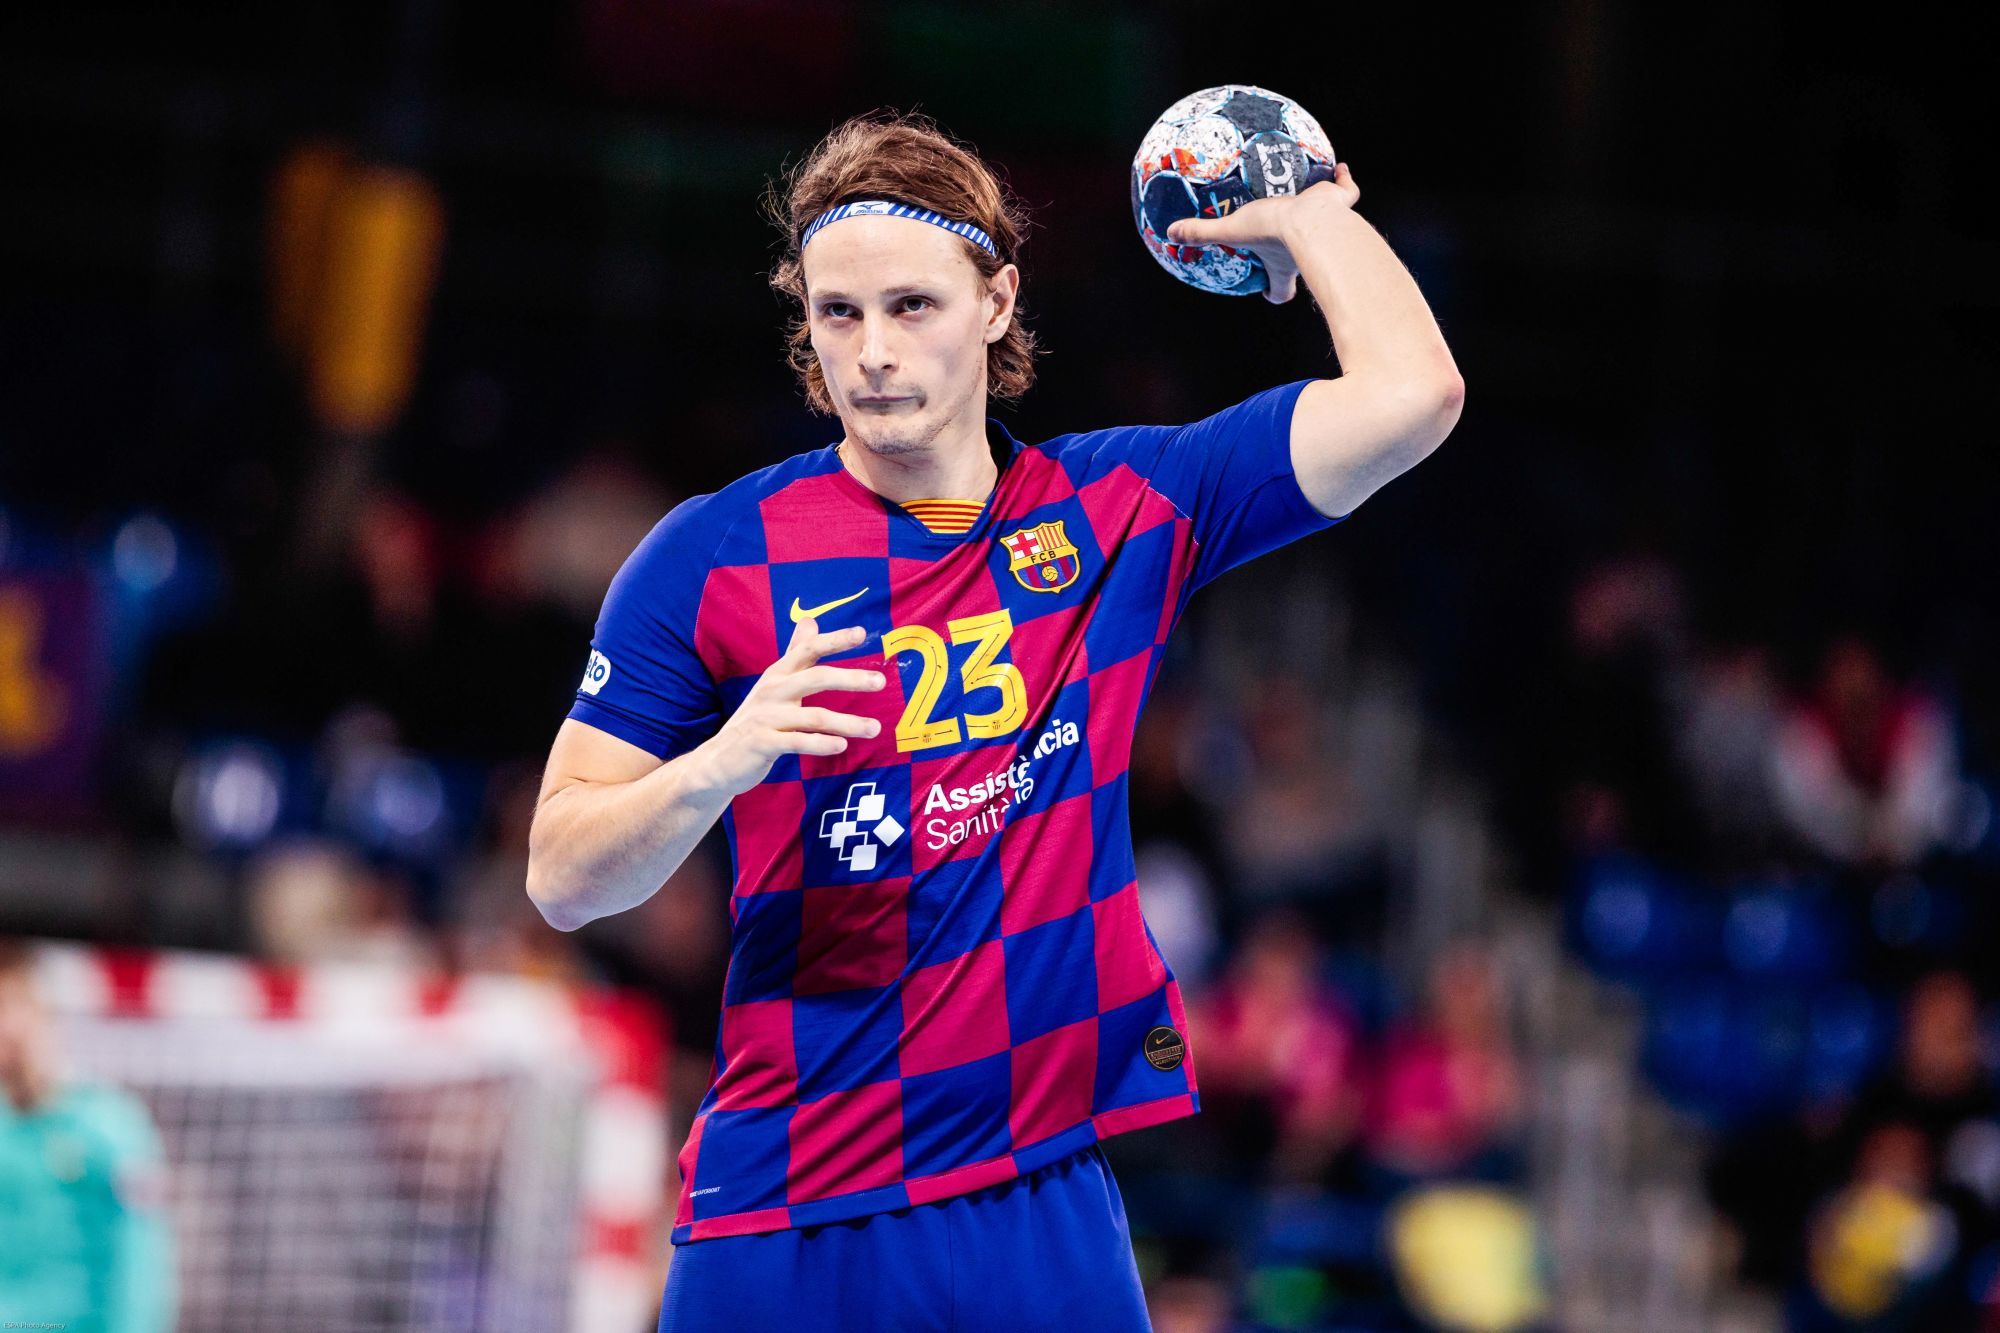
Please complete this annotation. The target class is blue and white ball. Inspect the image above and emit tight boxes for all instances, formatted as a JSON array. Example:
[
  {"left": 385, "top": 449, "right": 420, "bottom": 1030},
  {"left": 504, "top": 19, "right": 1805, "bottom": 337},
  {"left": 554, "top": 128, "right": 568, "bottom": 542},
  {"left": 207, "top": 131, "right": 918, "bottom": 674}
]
[{"left": 1131, "top": 84, "right": 1337, "bottom": 296}]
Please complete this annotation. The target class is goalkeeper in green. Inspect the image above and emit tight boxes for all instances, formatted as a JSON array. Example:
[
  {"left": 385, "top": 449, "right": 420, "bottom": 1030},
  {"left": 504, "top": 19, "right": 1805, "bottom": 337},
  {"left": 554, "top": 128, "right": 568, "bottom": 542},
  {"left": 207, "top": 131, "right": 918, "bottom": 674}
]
[{"left": 0, "top": 938, "right": 176, "bottom": 1333}]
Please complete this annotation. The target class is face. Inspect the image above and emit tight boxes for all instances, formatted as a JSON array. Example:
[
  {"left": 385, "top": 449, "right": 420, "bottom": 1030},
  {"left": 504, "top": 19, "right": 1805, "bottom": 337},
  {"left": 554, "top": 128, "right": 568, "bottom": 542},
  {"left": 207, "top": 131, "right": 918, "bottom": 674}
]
[
  {"left": 803, "top": 215, "right": 1018, "bottom": 459},
  {"left": 0, "top": 969, "right": 51, "bottom": 1104}
]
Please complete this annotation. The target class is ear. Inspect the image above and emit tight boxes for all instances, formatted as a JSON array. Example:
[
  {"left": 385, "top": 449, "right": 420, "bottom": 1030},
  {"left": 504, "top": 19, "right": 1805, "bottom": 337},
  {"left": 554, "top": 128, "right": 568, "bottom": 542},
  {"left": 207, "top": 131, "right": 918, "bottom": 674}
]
[{"left": 983, "top": 264, "right": 1020, "bottom": 344}]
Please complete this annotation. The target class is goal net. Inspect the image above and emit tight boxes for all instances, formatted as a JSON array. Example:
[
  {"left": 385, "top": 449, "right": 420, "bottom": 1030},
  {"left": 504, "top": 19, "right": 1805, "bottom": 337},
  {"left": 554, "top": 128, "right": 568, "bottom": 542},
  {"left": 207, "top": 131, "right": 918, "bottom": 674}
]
[{"left": 31, "top": 942, "right": 670, "bottom": 1333}]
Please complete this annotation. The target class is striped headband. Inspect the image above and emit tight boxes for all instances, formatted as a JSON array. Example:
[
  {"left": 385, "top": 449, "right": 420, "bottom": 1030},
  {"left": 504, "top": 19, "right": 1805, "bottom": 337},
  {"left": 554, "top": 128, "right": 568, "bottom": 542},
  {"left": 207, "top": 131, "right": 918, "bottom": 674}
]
[{"left": 800, "top": 199, "right": 998, "bottom": 258}]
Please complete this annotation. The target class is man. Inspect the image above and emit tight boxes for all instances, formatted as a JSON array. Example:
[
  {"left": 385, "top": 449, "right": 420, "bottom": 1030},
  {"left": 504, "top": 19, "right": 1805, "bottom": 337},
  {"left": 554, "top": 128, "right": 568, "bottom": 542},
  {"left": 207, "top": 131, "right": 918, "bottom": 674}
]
[
  {"left": 0, "top": 939, "right": 177, "bottom": 1333},
  {"left": 528, "top": 110, "right": 1462, "bottom": 1330}
]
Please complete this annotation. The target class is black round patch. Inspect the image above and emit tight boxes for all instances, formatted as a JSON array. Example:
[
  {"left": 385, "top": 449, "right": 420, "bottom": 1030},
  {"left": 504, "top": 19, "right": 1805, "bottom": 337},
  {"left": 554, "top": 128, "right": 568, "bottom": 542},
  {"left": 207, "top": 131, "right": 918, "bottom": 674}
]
[{"left": 1143, "top": 1025, "right": 1186, "bottom": 1071}]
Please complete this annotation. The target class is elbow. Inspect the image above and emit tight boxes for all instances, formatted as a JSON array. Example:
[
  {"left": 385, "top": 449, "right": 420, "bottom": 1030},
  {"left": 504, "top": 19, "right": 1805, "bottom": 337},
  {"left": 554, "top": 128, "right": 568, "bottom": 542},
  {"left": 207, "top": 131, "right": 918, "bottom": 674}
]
[
  {"left": 1410, "top": 368, "right": 1465, "bottom": 459},
  {"left": 1436, "top": 369, "right": 1466, "bottom": 426},
  {"left": 1427, "top": 361, "right": 1465, "bottom": 438},
  {"left": 534, "top": 894, "right": 590, "bottom": 934},
  {"left": 525, "top": 860, "right": 590, "bottom": 933}
]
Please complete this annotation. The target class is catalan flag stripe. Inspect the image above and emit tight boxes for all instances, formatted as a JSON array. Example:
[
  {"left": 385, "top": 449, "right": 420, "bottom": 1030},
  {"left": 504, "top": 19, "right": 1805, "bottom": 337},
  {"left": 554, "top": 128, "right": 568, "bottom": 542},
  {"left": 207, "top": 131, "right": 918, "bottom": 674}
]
[{"left": 899, "top": 498, "right": 984, "bottom": 534}]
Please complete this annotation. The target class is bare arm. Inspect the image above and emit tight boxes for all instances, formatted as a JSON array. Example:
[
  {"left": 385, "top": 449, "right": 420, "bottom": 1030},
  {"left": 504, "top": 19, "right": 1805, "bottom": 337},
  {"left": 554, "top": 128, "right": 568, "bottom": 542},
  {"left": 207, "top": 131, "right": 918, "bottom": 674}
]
[
  {"left": 525, "top": 721, "right": 731, "bottom": 931},
  {"left": 526, "top": 619, "right": 884, "bottom": 930},
  {"left": 1165, "top": 164, "right": 1465, "bottom": 520}
]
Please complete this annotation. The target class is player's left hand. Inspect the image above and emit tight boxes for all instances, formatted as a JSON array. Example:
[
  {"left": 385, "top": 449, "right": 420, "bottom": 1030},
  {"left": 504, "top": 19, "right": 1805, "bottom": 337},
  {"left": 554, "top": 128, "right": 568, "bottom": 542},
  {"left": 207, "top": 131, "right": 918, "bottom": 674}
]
[{"left": 1164, "top": 165, "right": 1359, "bottom": 304}]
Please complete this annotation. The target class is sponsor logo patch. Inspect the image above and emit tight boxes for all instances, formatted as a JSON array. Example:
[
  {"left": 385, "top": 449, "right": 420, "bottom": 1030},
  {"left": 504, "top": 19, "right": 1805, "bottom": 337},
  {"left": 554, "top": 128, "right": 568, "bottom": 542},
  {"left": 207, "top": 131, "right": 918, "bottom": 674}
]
[
  {"left": 818, "top": 780, "right": 906, "bottom": 873},
  {"left": 580, "top": 649, "right": 612, "bottom": 696}
]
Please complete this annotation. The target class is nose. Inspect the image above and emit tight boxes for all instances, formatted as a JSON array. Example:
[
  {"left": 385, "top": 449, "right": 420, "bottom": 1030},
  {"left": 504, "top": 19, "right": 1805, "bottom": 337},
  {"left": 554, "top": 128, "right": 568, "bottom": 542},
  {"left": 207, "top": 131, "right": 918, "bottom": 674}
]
[{"left": 857, "top": 313, "right": 895, "bottom": 377}]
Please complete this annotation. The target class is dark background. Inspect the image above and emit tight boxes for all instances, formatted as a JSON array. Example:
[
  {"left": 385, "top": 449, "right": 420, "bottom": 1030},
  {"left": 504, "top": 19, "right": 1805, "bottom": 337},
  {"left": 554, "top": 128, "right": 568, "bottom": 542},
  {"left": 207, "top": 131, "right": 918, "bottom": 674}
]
[{"left": 7, "top": 1, "right": 1993, "bottom": 796}]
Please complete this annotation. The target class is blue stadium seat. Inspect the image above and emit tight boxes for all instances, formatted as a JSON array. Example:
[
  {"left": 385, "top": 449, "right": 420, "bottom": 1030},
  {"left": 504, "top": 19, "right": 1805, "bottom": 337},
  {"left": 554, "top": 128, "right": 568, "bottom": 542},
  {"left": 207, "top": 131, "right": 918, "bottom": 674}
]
[
  {"left": 1641, "top": 977, "right": 1800, "bottom": 1129},
  {"left": 1721, "top": 880, "right": 1849, "bottom": 983},
  {"left": 1797, "top": 982, "right": 1892, "bottom": 1102},
  {"left": 1251, "top": 1191, "right": 1388, "bottom": 1268},
  {"left": 1869, "top": 874, "right": 1971, "bottom": 961},
  {"left": 173, "top": 735, "right": 316, "bottom": 854},
  {"left": 1321, "top": 948, "right": 1397, "bottom": 1036},
  {"left": 1569, "top": 854, "right": 1722, "bottom": 986}
]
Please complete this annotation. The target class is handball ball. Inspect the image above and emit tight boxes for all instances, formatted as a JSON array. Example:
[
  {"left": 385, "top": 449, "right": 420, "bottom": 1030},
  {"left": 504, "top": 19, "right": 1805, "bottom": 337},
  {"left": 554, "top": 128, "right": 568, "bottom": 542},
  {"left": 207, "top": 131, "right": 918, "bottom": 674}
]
[{"left": 1131, "top": 84, "right": 1337, "bottom": 296}]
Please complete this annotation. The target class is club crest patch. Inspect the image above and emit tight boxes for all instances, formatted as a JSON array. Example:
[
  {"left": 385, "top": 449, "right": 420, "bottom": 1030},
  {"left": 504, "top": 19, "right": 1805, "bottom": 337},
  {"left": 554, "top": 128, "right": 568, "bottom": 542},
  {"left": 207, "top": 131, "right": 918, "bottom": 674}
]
[{"left": 999, "top": 519, "right": 1081, "bottom": 593}]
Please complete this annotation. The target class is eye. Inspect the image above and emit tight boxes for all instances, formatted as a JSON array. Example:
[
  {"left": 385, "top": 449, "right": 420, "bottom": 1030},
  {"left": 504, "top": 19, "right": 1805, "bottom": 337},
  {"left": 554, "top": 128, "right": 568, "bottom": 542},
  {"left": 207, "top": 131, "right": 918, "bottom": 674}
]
[
  {"left": 899, "top": 296, "right": 932, "bottom": 313},
  {"left": 820, "top": 302, "right": 853, "bottom": 320}
]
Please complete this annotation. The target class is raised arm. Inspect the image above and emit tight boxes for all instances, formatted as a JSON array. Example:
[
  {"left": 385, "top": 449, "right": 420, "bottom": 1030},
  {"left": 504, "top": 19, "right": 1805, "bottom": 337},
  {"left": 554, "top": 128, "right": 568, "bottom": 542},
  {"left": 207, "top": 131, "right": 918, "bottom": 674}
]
[{"left": 1165, "top": 164, "right": 1464, "bottom": 520}]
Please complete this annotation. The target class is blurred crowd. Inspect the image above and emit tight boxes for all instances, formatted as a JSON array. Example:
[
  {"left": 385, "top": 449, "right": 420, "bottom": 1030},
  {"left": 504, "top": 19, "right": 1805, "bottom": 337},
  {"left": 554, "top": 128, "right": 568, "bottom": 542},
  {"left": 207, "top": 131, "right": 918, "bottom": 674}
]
[
  {"left": 1547, "top": 550, "right": 2000, "bottom": 1330},
  {"left": 1547, "top": 551, "right": 1986, "bottom": 884}
]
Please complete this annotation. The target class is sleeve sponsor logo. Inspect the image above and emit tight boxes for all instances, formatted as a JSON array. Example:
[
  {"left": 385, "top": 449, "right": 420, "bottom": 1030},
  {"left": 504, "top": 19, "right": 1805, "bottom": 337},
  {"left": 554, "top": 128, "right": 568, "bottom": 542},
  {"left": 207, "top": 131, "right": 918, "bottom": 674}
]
[{"left": 580, "top": 649, "right": 612, "bottom": 696}]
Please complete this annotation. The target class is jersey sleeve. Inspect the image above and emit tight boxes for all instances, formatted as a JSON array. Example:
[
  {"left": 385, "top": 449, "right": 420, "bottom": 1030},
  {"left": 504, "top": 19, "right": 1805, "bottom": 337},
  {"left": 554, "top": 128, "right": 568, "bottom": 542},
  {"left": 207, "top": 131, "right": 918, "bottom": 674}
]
[
  {"left": 1101, "top": 377, "right": 1346, "bottom": 594},
  {"left": 565, "top": 493, "right": 727, "bottom": 761}
]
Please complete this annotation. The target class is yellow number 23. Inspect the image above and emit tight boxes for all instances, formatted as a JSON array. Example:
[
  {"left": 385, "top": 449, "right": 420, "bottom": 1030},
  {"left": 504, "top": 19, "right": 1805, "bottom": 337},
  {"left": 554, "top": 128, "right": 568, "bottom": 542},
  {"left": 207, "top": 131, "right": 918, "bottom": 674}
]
[{"left": 880, "top": 609, "right": 1028, "bottom": 753}]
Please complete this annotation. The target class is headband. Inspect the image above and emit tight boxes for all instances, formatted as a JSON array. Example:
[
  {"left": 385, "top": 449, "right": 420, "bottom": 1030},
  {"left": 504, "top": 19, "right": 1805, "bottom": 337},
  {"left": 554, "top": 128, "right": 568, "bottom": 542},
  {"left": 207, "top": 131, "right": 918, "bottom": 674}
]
[{"left": 800, "top": 199, "right": 998, "bottom": 258}]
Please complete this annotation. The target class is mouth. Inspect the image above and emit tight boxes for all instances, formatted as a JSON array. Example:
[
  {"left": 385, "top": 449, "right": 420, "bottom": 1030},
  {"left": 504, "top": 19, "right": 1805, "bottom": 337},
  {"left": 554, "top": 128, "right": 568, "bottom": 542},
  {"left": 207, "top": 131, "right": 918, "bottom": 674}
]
[{"left": 854, "top": 395, "right": 914, "bottom": 406}]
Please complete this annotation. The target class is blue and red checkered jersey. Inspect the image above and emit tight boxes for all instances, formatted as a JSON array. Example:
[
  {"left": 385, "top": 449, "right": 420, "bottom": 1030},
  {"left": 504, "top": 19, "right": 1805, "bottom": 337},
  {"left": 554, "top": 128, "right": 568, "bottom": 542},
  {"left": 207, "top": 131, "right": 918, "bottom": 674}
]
[{"left": 567, "top": 378, "right": 1346, "bottom": 1242}]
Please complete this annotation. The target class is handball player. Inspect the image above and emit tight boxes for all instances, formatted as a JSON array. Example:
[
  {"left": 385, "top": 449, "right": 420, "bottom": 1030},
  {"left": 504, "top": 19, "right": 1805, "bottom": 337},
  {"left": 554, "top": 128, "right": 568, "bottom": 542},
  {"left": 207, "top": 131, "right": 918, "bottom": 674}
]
[{"left": 527, "top": 109, "right": 1463, "bottom": 1331}]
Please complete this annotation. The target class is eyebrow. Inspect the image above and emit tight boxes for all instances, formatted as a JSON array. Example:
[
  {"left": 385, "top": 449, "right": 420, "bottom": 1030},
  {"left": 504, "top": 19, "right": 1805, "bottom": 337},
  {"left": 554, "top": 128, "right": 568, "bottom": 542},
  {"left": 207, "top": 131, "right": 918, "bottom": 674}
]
[{"left": 810, "top": 284, "right": 939, "bottom": 304}]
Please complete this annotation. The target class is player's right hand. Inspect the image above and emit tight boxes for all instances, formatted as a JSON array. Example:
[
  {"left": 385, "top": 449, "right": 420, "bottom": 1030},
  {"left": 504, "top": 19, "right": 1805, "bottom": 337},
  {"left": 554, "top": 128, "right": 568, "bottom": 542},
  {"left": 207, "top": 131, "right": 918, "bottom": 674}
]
[{"left": 695, "top": 617, "right": 886, "bottom": 798}]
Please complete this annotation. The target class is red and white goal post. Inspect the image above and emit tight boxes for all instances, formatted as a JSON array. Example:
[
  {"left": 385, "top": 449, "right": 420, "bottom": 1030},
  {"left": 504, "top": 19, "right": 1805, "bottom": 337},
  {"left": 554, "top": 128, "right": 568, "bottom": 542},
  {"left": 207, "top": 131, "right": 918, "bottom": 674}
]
[{"left": 29, "top": 940, "right": 673, "bottom": 1333}]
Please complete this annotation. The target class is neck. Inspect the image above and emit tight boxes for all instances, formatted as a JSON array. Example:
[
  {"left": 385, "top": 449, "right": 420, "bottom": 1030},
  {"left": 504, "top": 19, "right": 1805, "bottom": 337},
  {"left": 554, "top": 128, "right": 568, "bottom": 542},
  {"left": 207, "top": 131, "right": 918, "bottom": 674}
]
[{"left": 838, "top": 404, "right": 1003, "bottom": 504}]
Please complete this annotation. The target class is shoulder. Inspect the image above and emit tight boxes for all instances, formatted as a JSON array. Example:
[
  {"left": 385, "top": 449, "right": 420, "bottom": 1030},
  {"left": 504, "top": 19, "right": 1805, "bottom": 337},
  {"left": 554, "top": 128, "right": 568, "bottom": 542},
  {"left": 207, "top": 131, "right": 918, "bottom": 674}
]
[
  {"left": 1017, "top": 420, "right": 1176, "bottom": 490},
  {"left": 623, "top": 445, "right": 842, "bottom": 581},
  {"left": 58, "top": 1083, "right": 163, "bottom": 1156},
  {"left": 1021, "top": 380, "right": 1316, "bottom": 480}
]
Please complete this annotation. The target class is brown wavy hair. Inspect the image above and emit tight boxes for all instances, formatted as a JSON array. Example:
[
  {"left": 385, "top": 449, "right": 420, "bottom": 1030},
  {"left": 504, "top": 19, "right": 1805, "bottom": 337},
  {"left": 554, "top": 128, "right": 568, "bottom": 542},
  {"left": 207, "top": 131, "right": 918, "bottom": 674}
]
[{"left": 764, "top": 110, "right": 1041, "bottom": 416}]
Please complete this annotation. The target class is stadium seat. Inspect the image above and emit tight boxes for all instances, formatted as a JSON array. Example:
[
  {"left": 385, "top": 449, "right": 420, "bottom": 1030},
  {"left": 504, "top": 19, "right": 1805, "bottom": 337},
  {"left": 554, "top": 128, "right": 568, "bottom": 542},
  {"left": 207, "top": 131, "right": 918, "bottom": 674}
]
[
  {"left": 1722, "top": 880, "right": 1849, "bottom": 983},
  {"left": 1569, "top": 854, "right": 1722, "bottom": 985}
]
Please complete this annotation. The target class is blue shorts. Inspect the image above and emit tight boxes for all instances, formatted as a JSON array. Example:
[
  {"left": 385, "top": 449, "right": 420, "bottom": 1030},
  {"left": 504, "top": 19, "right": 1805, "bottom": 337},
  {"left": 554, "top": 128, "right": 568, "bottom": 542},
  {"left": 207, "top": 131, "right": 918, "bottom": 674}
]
[{"left": 657, "top": 1143, "right": 1151, "bottom": 1332}]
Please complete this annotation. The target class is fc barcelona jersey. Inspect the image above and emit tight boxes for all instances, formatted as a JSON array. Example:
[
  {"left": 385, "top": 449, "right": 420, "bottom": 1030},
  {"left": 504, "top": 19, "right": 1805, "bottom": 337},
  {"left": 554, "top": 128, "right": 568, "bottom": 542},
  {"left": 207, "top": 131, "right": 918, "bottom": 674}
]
[{"left": 567, "top": 378, "right": 1347, "bottom": 1243}]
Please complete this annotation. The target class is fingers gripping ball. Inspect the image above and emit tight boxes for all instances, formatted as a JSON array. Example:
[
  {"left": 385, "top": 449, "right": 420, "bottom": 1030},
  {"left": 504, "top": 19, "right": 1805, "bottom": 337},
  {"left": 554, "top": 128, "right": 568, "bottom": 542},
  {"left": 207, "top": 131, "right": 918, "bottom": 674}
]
[{"left": 1130, "top": 84, "right": 1337, "bottom": 295}]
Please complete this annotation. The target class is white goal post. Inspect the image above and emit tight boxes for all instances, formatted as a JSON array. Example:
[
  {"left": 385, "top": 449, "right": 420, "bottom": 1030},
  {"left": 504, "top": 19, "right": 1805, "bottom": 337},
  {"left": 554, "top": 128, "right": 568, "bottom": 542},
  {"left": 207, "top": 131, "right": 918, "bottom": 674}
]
[{"left": 30, "top": 941, "right": 671, "bottom": 1333}]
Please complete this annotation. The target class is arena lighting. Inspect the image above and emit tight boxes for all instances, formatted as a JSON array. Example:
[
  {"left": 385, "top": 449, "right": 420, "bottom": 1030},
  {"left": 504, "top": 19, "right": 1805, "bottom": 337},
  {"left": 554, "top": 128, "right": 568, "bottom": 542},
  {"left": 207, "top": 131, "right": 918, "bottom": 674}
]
[
  {"left": 1581, "top": 873, "right": 1653, "bottom": 961},
  {"left": 1723, "top": 889, "right": 1796, "bottom": 974},
  {"left": 111, "top": 513, "right": 178, "bottom": 594},
  {"left": 173, "top": 739, "right": 285, "bottom": 851},
  {"left": 368, "top": 755, "right": 446, "bottom": 841},
  {"left": 325, "top": 746, "right": 449, "bottom": 856}
]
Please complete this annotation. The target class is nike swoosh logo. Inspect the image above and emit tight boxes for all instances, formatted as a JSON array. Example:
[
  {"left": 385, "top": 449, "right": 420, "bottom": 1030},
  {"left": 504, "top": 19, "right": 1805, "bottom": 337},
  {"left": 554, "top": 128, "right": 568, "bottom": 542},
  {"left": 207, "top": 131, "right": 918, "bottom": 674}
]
[{"left": 789, "top": 588, "right": 869, "bottom": 623}]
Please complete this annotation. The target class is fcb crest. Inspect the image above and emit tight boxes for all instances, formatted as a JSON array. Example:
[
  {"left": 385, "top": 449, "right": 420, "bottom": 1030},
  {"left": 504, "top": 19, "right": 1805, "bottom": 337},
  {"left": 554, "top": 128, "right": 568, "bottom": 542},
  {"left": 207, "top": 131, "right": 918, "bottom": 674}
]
[{"left": 999, "top": 520, "right": 1082, "bottom": 593}]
